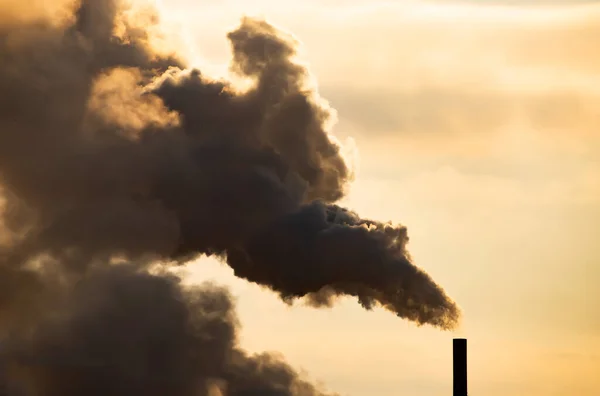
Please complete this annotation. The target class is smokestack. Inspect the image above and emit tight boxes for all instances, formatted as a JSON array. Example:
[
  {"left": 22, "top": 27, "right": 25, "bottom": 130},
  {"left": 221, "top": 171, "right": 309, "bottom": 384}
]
[{"left": 453, "top": 338, "right": 467, "bottom": 396}]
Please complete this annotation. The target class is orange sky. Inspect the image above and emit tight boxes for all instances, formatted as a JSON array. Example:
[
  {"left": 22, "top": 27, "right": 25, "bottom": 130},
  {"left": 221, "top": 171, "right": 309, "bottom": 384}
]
[{"left": 159, "top": 1, "right": 600, "bottom": 395}]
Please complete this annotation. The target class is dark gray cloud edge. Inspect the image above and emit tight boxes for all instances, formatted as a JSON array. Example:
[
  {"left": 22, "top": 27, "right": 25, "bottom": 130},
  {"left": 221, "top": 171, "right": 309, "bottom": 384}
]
[{"left": 0, "top": 0, "right": 460, "bottom": 394}]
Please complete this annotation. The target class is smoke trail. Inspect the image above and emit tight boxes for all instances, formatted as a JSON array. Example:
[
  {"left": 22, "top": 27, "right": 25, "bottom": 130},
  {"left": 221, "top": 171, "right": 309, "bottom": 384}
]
[{"left": 0, "top": 0, "right": 460, "bottom": 392}]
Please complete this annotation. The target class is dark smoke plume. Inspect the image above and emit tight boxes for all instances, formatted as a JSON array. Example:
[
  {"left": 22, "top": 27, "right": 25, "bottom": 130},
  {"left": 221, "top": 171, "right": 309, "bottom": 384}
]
[
  {"left": 0, "top": 265, "right": 337, "bottom": 396},
  {"left": 0, "top": 0, "right": 460, "bottom": 392}
]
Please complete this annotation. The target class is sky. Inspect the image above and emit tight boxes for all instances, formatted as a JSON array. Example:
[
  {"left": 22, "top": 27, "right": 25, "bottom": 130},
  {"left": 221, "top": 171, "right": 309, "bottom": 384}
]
[{"left": 155, "top": 1, "right": 600, "bottom": 395}]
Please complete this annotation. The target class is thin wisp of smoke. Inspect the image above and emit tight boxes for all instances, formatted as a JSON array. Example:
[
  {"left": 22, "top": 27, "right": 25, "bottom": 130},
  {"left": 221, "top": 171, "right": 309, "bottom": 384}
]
[{"left": 0, "top": 0, "right": 460, "bottom": 393}]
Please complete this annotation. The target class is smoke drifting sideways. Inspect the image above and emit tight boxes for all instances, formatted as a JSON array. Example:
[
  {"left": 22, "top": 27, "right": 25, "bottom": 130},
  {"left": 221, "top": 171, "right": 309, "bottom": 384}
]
[{"left": 0, "top": 0, "right": 461, "bottom": 392}]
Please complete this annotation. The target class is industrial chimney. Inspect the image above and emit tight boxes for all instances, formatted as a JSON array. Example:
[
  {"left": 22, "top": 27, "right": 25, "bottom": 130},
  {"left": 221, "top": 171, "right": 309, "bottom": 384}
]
[{"left": 453, "top": 338, "right": 467, "bottom": 396}]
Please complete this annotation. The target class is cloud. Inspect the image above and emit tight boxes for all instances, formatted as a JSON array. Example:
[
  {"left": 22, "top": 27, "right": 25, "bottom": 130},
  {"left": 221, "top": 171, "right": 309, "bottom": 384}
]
[{"left": 322, "top": 86, "right": 600, "bottom": 144}]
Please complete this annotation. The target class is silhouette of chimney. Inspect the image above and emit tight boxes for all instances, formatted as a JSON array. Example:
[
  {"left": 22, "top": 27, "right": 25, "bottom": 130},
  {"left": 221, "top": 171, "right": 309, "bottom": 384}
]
[{"left": 453, "top": 338, "right": 467, "bottom": 396}]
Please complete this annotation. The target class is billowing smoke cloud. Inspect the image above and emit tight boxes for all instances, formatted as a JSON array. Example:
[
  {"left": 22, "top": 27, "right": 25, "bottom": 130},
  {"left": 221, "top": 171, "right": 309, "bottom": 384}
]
[
  {"left": 0, "top": 0, "right": 460, "bottom": 392},
  {"left": 0, "top": 265, "right": 338, "bottom": 396}
]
